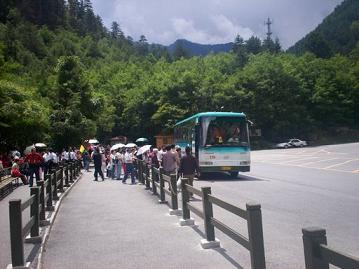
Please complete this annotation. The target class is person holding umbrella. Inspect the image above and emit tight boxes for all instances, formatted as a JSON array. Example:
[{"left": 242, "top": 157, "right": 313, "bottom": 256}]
[
  {"left": 135, "top": 138, "right": 148, "bottom": 147},
  {"left": 122, "top": 148, "right": 136, "bottom": 184}
]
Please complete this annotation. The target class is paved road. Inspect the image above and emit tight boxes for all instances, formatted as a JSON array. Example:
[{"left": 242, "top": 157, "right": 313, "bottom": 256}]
[
  {"left": 195, "top": 142, "right": 359, "bottom": 268},
  {"left": 2, "top": 143, "right": 357, "bottom": 269},
  {"left": 42, "top": 172, "right": 237, "bottom": 269}
]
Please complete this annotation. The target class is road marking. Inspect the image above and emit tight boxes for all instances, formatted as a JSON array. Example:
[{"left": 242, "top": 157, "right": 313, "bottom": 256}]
[
  {"left": 300, "top": 158, "right": 340, "bottom": 166},
  {"left": 278, "top": 157, "right": 319, "bottom": 164},
  {"left": 325, "top": 168, "right": 359, "bottom": 174},
  {"left": 255, "top": 160, "right": 359, "bottom": 174},
  {"left": 322, "top": 159, "right": 359, "bottom": 169}
]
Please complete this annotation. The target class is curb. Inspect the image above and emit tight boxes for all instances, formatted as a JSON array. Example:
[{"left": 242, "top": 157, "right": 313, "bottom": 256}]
[{"left": 34, "top": 173, "right": 83, "bottom": 269}]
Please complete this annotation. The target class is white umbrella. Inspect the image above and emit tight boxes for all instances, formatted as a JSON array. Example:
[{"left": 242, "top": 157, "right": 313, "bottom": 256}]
[
  {"left": 125, "top": 143, "right": 137, "bottom": 148},
  {"left": 35, "top": 143, "right": 47, "bottom": 148},
  {"left": 136, "top": 138, "right": 149, "bottom": 143},
  {"left": 24, "top": 145, "right": 35, "bottom": 154},
  {"left": 136, "top": 145, "right": 152, "bottom": 156},
  {"left": 110, "top": 143, "right": 125, "bottom": 151},
  {"left": 89, "top": 139, "right": 99, "bottom": 144}
]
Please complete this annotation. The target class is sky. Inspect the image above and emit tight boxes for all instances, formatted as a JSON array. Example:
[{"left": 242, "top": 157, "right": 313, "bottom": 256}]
[{"left": 91, "top": 0, "right": 343, "bottom": 49}]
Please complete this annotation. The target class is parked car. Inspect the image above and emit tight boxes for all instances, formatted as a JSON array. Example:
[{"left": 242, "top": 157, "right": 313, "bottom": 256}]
[{"left": 276, "top": 139, "right": 307, "bottom": 149}]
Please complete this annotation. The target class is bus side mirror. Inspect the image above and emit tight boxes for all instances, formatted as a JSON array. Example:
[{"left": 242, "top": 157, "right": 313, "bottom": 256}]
[{"left": 247, "top": 120, "right": 254, "bottom": 127}]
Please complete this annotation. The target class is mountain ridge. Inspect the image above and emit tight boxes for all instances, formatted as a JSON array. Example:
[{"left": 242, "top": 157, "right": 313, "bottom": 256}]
[
  {"left": 167, "top": 39, "right": 233, "bottom": 56},
  {"left": 288, "top": 0, "right": 359, "bottom": 57}
]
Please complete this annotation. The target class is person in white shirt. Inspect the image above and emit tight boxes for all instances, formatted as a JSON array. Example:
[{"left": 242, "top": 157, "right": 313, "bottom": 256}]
[
  {"left": 122, "top": 148, "right": 136, "bottom": 184},
  {"left": 157, "top": 146, "right": 166, "bottom": 166},
  {"left": 50, "top": 149, "right": 58, "bottom": 170},
  {"left": 43, "top": 150, "right": 52, "bottom": 175},
  {"left": 62, "top": 149, "right": 69, "bottom": 162},
  {"left": 115, "top": 151, "right": 123, "bottom": 180},
  {"left": 109, "top": 150, "right": 116, "bottom": 179},
  {"left": 69, "top": 148, "right": 76, "bottom": 161}
]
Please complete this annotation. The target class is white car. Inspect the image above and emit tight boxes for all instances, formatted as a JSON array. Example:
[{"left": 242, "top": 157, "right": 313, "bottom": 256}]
[{"left": 276, "top": 139, "right": 307, "bottom": 148}]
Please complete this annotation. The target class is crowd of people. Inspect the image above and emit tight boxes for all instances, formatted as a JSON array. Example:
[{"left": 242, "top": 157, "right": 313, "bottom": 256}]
[
  {"left": 0, "top": 147, "right": 84, "bottom": 187},
  {"left": 0, "top": 142, "right": 199, "bottom": 190},
  {"left": 102, "top": 144, "right": 198, "bottom": 189}
]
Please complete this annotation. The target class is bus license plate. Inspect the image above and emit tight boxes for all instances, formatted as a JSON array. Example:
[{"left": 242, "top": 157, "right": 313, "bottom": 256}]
[{"left": 221, "top": 166, "right": 231, "bottom": 171}]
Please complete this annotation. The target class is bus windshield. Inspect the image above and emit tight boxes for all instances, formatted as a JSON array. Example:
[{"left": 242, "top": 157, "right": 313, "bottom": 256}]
[{"left": 201, "top": 116, "right": 249, "bottom": 147}]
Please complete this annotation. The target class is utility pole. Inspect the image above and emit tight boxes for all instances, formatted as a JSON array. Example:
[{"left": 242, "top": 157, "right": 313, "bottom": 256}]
[{"left": 265, "top": 18, "right": 273, "bottom": 41}]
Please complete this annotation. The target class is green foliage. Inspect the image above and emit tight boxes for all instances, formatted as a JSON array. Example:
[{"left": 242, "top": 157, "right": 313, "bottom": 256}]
[
  {"left": 173, "top": 42, "right": 190, "bottom": 60},
  {"left": 51, "top": 56, "right": 99, "bottom": 149},
  {"left": 0, "top": 80, "right": 49, "bottom": 149},
  {"left": 288, "top": 0, "right": 359, "bottom": 56}
]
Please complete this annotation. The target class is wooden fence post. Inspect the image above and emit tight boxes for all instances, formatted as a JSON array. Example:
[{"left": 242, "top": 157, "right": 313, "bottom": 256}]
[
  {"left": 46, "top": 174, "right": 54, "bottom": 211},
  {"left": 151, "top": 166, "right": 157, "bottom": 195},
  {"left": 52, "top": 173, "right": 59, "bottom": 201},
  {"left": 64, "top": 164, "right": 70, "bottom": 187},
  {"left": 179, "top": 178, "right": 194, "bottom": 226},
  {"left": 158, "top": 168, "right": 166, "bottom": 204},
  {"left": 37, "top": 180, "right": 46, "bottom": 223},
  {"left": 302, "top": 227, "right": 329, "bottom": 269},
  {"left": 247, "top": 202, "right": 266, "bottom": 269},
  {"left": 9, "top": 199, "right": 24, "bottom": 267},
  {"left": 145, "top": 164, "right": 151, "bottom": 190},
  {"left": 30, "top": 187, "right": 40, "bottom": 238},
  {"left": 69, "top": 163, "right": 74, "bottom": 183},
  {"left": 201, "top": 187, "right": 216, "bottom": 241},
  {"left": 170, "top": 174, "right": 178, "bottom": 210}
]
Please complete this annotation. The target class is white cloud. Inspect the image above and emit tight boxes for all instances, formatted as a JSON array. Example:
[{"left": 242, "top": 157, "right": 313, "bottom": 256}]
[
  {"left": 172, "top": 18, "right": 211, "bottom": 44},
  {"left": 212, "top": 15, "right": 254, "bottom": 41},
  {"left": 92, "top": 0, "right": 343, "bottom": 48},
  {"left": 171, "top": 16, "right": 255, "bottom": 44}
]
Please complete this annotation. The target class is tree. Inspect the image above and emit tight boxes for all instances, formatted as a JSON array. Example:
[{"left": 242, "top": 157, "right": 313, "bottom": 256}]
[
  {"left": 0, "top": 0, "right": 15, "bottom": 23},
  {"left": 245, "top": 36, "right": 262, "bottom": 54},
  {"left": 232, "top": 34, "right": 248, "bottom": 67},
  {"left": 111, "top": 21, "right": 122, "bottom": 39},
  {"left": 274, "top": 37, "right": 282, "bottom": 53},
  {"left": 173, "top": 42, "right": 190, "bottom": 60},
  {"left": 304, "top": 32, "right": 332, "bottom": 58},
  {"left": 137, "top": 34, "right": 148, "bottom": 56},
  {"left": 51, "top": 56, "right": 98, "bottom": 149},
  {"left": 0, "top": 80, "right": 49, "bottom": 150},
  {"left": 350, "top": 20, "right": 359, "bottom": 40},
  {"left": 232, "top": 34, "right": 244, "bottom": 53},
  {"left": 262, "top": 37, "right": 275, "bottom": 53}
]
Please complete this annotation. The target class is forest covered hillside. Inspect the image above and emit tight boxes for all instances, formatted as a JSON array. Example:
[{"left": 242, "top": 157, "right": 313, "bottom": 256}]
[
  {"left": 288, "top": 0, "right": 359, "bottom": 57},
  {"left": 167, "top": 39, "right": 233, "bottom": 56},
  {"left": 0, "top": 0, "right": 358, "bottom": 151}
]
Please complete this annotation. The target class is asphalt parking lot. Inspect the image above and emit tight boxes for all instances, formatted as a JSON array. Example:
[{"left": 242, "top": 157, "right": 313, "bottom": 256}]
[
  {"left": 253, "top": 143, "right": 359, "bottom": 174},
  {"left": 196, "top": 142, "right": 359, "bottom": 269}
]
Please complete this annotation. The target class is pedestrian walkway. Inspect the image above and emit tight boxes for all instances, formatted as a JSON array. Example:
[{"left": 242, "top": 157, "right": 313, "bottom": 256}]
[{"left": 41, "top": 172, "right": 235, "bottom": 269}]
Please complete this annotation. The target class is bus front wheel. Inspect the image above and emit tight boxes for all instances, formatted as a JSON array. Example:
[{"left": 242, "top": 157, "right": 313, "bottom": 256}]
[{"left": 230, "top": 172, "right": 239, "bottom": 178}]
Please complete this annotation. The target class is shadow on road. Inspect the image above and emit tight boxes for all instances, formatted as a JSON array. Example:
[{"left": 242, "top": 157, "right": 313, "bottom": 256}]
[
  {"left": 190, "top": 225, "right": 244, "bottom": 269},
  {"left": 199, "top": 172, "right": 265, "bottom": 182}
]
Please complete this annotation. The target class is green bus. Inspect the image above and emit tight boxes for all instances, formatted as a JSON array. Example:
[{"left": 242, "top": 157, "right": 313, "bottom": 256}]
[{"left": 174, "top": 112, "right": 250, "bottom": 177}]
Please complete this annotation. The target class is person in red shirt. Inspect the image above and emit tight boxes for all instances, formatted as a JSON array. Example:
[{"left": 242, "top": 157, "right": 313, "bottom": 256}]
[
  {"left": 24, "top": 148, "right": 44, "bottom": 187},
  {"left": 11, "top": 157, "right": 28, "bottom": 185}
]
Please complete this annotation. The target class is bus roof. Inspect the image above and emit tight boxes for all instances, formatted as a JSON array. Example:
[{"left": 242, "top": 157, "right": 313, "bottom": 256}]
[{"left": 175, "top": 112, "right": 246, "bottom": 126}]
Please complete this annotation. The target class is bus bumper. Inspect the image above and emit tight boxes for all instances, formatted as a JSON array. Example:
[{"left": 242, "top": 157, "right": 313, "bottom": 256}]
[{"left": 200, "top": 166, "right": 250, "bottom": 173}]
